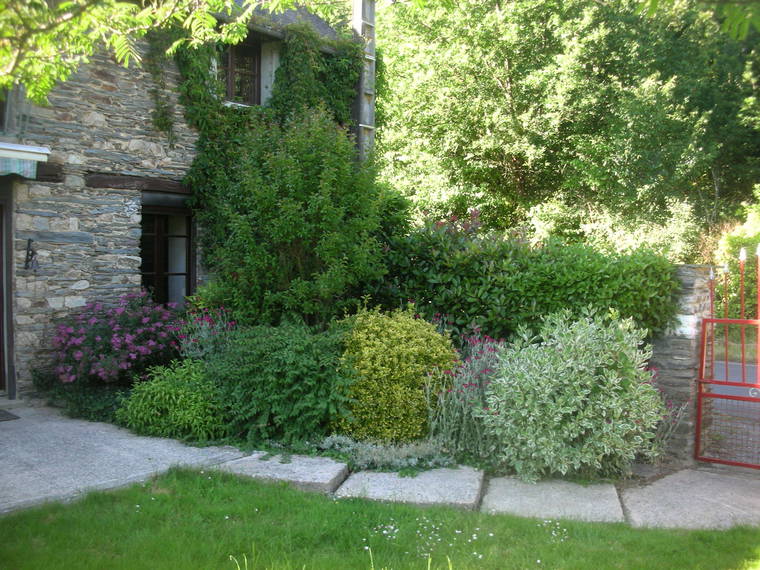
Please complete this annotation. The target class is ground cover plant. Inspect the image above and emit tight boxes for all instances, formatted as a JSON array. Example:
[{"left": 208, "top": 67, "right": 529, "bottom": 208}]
[{"left": 1, "top": 469, "right": 759, "bottom": 570}]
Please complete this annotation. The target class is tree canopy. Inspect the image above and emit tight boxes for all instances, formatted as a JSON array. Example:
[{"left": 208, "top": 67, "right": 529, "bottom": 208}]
[{"left": 377, "top": 0, "right": 760, "bottom": 224}]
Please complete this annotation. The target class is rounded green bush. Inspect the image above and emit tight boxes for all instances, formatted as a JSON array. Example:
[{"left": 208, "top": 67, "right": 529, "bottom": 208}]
[
  {"left": 115, "top": 360, "right": 227, "bottom": 441},
  {"left": 482, "top": 310, "right": 665, "bottom": 480},
  {"left": 338, "top": 307, "right": 457, "bottom": 443}
]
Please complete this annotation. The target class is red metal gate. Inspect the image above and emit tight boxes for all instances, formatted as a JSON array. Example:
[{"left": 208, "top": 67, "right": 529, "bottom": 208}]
[{"left": 696, "top": 250, "right": 760, "bottom": 469}]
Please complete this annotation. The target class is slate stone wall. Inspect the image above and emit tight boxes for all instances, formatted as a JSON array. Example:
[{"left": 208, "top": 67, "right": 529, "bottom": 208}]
[
  {"left": 650, "top": 265, "right": 712, "bottom": 463},
  {"left": 5, "top": 45, "right": 199, "bottom": 395}
]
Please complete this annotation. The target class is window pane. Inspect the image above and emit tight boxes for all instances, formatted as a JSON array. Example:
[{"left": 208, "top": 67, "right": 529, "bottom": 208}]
[
  {"left": 142, "top": 213, "right": 156, "bottom": 234},
  {"left": 233, "top": 71, "right": 255, "bottom": 103},
  {"left": 140, "top": 234, "right": 155, "bottom": 273},
  {"left": 167, "top": 237, "right": 187, "bottom": 273},
  {"left": 168, "top": 275, "right": 187, "bottom": 307},
  {"left": 167, "top": 215, "right": 188, "bottom": 236}
]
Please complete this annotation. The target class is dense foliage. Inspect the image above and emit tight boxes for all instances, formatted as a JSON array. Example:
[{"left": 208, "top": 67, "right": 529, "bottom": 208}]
[
  {"left": 115, "top": 360, "right": 227, "bottom": 441},
  {"left": 33, "top": 369, "right": 128, "bottom": 423},
  {"left": 482, "top": 310, "right": 664, "bottom": 480},
  {"left": 377, "top": 214, "right": 679, "bottom": 340},
  {"left": 52, "top": 291, "right": 178, "bottom": 384},
  {"left": 268, "top": 23, "right": 362, "bottom": 125},
  {"left": 378, "top": 0, "right": 760, "bottom": 226},
  {"left": 177, "top": 25, "right": 387, "bottom": 326},
  {"left": 715, "top": 193, "right": 760, "bottom": 318},
  {"left": 527, "top": 199, "right": 701, "bottom": 264},
  {"left": 205, "top": 324, "right": 355, "bottom": 444},
  {"left": 337, "top": 307, "right": 457, "bottom": 443}
]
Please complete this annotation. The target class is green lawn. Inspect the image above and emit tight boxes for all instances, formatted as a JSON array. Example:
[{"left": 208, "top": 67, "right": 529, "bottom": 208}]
[{"left": 1, "top": 469, "right": 758, "bottom": 570}]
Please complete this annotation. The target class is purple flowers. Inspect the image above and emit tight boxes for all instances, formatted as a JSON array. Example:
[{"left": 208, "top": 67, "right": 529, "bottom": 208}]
[{"left": 52, "top": 290, "right": 178, "bottom": 384}]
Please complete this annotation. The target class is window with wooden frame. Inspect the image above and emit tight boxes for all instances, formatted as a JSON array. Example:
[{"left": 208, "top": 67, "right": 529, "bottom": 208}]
[
  {"left": 220, "top": 39, "right": 262, "bottom": 106},
  {"left": 140, "top": 208, "right": 194, "bottom": 307}
]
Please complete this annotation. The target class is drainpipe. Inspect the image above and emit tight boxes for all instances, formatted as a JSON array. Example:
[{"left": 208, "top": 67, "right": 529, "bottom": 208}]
[{"left": 352, "top": 0, "right": 376, "bottom": 160}]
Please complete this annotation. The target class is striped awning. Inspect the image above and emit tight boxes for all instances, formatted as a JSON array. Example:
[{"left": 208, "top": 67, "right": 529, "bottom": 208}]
[
  {"left": 0, "top": 157, "right": 37, "bottom": 178},
  {"left": 0, "top": 142, "right": 50, "bottom": 178}
]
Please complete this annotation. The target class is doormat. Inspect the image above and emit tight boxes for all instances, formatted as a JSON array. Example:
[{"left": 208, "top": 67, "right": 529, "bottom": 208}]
[{"left": 0, "top": 409, "right": 19, "bottom": 421}]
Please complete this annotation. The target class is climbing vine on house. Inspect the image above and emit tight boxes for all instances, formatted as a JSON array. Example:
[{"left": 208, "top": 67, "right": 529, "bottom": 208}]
[{"left": 173, "top": 22, "right": 399, "bottom": 326}]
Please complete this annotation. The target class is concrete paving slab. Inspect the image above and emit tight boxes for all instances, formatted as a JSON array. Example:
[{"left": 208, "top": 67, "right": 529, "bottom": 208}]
[
  {"left": 621, "top": 468, "right": 760, "bottom": 529},
  {"left": 0, "top": 406, "right": 245, "bottom": 514},
  {"left": 218, "top": 453, "right": 348, "bottom": 493},
  {"left": 334, "top": 466, "right": 484, "bottom": 509},
  {"left": 481, "top": 477, "right": 625, "bottom": 523}
]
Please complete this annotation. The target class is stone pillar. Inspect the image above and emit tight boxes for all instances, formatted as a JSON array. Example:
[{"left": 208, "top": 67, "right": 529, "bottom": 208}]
[
  {"left": 352, "top": 0, "right": 376, "bottom": 160},
  {"left": 649, "top": 264, "right": 712, "bottom": 463}
]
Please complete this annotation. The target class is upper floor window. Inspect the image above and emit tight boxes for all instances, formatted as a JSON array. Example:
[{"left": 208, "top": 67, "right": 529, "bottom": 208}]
[{"left": 221, "top": 40, "right": 262, "bottom": 106}]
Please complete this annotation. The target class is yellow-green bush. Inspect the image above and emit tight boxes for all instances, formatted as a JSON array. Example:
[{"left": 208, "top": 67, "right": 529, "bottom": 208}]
[{"left": 337, "top": 307, "right": 457, "bottom": 443}]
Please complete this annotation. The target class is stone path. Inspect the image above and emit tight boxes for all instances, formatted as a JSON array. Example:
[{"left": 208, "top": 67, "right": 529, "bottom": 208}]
[{"left": 2, "top": 406, "right": 759, "bottom": 529}]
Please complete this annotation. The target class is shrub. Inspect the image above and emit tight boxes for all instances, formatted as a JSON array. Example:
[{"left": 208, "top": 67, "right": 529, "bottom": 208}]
[
  {"left": 33, "top": 369, "right": 128, "bottom": 423},
  {"left": 187, "top": 106, "right": 389, "bottom": 327},
  {"left": 175, "top": 305, "right": 236, "bottom": 360},
  {"left": 204, "top": 323, "right": 354, "bottom": 444},
  {"left": 378, "top": 213, "right": 679, "bottom": 340},
  {"left": 52, "top": 291, "right": 178, "bottom": 385},
  {"left": 337, "top": 307, "right": 458, "bottom": 443},
  {"left": 481, "top": 310, "right": 665, "bottom": 481},
  {"left": 426, "top": 334, "right": 504, "bottom": 465},
  {"left": 115, "top": 360, "right": 227, "bottom": 441}
]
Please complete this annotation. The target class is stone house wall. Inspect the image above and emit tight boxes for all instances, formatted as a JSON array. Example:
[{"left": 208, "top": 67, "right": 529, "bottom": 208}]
[
  {"left": 650, "top": 264, "right": 712, "bottom": 463},
  {"left": 4, "top": 45, "right": 199, "bottom": 396}
]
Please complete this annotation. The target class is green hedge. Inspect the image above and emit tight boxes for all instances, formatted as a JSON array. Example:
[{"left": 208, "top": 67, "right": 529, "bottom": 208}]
[
  {"left": 204, "top": 324, "right": 355, "bottom": 444},
  {"left": 378, "top": 220, "right": 679, "bottom": 339}
]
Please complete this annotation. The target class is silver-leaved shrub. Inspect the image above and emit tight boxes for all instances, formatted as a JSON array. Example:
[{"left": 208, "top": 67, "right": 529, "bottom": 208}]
[{"left": 482, "top": 310, "right": 665, "bottom": 481}]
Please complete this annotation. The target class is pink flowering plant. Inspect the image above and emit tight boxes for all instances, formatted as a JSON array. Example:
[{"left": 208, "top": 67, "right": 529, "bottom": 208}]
[
  {"left": 647, "top": 366, "right": 690, "bottom": 454},
  {"left": 174, "top": 306, "right": 236, "bottom": 360},
  {"left": 426, "top": 332, "right": 505, "bottom": 465},
  {"left": 52, "top": 290, "right": 179, "bottom": 384}
]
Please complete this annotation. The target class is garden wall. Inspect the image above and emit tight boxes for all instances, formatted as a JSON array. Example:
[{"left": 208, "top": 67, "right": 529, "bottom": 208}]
[{"left": 650, "top": 264, "right": 712, "bottom": 463}]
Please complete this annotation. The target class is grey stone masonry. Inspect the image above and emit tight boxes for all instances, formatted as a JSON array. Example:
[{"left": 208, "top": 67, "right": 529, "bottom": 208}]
[
  {"left": 650, "top": 265, "right": 712, "bottom": 462},
  {"left": 4, "top": 44, "right": 199, "bottom": 395}
]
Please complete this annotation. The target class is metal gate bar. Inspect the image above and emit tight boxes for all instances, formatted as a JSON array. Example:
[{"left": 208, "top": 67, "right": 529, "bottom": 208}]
[{"left": 696, "top": 251, "right": 760, "bottom": 469}]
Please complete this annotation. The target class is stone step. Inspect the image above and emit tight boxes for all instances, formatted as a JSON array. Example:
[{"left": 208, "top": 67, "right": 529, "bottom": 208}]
[
  {"left": 334, "top": 466, "right": 484, "bottom": 510},
  {"left": 218, "top": 452, "right": 349, "bottom": 493},
  {"left": 481, "top": 477, "right": 625, "bottom": 523},
  {"left": 620, "top": 468, "right": 760, "bottom": 529}
]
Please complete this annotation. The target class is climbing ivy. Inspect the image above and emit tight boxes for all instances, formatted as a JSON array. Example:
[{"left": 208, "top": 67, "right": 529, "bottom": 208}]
[
  {"left": 144, "top": 30, "right": 178, "bottom": 144},
  {"left": 268, "top": 23, "right": 362, "bottom": 125}
]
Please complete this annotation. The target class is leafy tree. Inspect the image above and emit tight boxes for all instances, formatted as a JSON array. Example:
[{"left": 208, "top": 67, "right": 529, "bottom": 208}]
[
  {"left": 0, "top": 0, "right": 357, "bottom": 102},
  {"left": 378, "top": 0, "right": 760, "bottom": 223}
]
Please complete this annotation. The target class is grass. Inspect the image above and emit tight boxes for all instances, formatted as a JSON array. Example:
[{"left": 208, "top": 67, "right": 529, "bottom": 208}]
[{"left": 1, "top": 469, "right": 759, "bottom": 569}]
